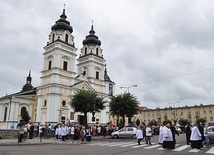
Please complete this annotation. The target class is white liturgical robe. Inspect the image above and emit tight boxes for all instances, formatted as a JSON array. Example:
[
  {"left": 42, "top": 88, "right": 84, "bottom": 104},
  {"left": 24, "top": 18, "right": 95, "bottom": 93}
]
[
  {"left": 190, "top": 126, "right": 201, "bottom": 141},
  {"left": 162, "top": 126, "right": 173, "bottom": 141}
]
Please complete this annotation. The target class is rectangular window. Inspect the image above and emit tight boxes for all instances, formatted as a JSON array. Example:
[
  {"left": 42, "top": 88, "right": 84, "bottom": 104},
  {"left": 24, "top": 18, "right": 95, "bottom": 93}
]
[
  {"left": 210, "top": 117, "right": 213, "bottom": 121},
  {"left": 96, "top": 48, "right": 99, "bottom": 55},
  {"left": 63, "top": 61, "right": 68, "bottom": 71},
  {"left": 209, "top": 110, "right": 212, "bottom": 115},
  {"left": 203, "top": 111, "right": 206, "bottom": 114},
  {"left": 61, "top": 116, "right": 66, "bottom": 124},
  {"left": 96, "top": 71, "right": 99, "bottom": 79},
  {"left": 85, "top": 48, "right": 87, "bottom": 55},
  {"left": 48, "top": 61, "right": 52, "bottom": 70}
]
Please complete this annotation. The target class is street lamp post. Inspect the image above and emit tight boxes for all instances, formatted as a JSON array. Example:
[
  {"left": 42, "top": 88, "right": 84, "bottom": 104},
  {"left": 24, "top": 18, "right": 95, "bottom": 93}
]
[
  {"left": 119, "top": 85, "right": 138, "bottom": 93},
  {"left": 169, "top": 101, "right": 180, "bottom": 124}
]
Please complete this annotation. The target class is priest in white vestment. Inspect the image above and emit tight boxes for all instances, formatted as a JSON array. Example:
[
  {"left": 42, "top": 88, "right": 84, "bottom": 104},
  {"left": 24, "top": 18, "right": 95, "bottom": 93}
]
[
  {"left": 162, "top": 123, "right": 175, "bottom": 149},
  {"left": 190, "top": 123, "right": 202, "bottom": 150}
]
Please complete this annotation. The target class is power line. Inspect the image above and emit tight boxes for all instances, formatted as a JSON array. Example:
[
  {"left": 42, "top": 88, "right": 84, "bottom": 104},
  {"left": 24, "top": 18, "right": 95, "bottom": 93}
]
[{"left": 118, "top": 67, "right": 214, "bottom": 87}]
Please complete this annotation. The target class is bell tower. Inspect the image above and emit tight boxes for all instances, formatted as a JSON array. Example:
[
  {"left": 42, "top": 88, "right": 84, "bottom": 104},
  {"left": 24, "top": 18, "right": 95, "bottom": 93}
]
[{"left": 36, "top": 8, "right": 77, "bottom": 124}]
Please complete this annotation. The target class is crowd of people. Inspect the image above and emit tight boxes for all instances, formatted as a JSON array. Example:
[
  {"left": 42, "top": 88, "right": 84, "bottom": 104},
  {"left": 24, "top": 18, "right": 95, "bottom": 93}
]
[
  {"left": 18, "top": 120, "right": 211, "bottom": 150},
  {"left": 136, "top": 121, "right": 211, "bottom": 150}
]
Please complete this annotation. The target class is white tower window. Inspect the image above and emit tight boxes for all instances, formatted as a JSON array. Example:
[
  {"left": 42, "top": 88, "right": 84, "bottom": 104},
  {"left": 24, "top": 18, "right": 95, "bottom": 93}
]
[
  {"left": 48, "top": 61, "right": 52, "bottom": 70},
  {"left": 96, "top": 71, "right": 99, "bottom": 79},
  {"left": 65, "top": 34, "right": 68, "bottom": 43},
  {"left": 63, "top": 61, "right": 68, "bottom": 71}
]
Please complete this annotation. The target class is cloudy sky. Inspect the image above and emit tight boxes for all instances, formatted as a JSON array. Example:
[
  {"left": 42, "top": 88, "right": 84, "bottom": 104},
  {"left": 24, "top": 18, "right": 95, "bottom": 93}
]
[{"left": 1, "top": 0, "right": 214, "bottom": 109}]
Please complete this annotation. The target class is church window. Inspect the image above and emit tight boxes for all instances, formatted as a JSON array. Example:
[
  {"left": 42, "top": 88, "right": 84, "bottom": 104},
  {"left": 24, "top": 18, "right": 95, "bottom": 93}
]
[
  {"left": 65, "top": 34, "right": 68, "bottom": 43},
  {"left": 20, "top": 107, "right": 27, "bottom": 118},
  {"left": 96, "top": 71, "right": 99, "bottom": 79},
  {"left": 62, "top": 100, "right": 66, "bottom": 106},
  {"left": 63, "top": 61, "right": 68, "bottom": 71},
  {"left": 109, "top": 84, "right": 113, "bottom": 96},
  {"left": 83, "top": 71, "right": 86, "bottom": 75},
  {"left": 43, "top": 100, "right": 47, "bottom": 107},
  {"left": 61, "top": 116, "right": 66, "bottom": 124},
  {"left": 96, "top": 48, "right": 99, "bottom": 55},
  {"left": 48, "top": 61, "right": 52, "bottom": 70},
  {"left": 85, "top": 48, "right": 87, "bottom": 55},
  {"left": 3, "top": 107, "right": 7, "bottom": 122},
  {"left": 52, "top": 34, "right": 55, "bottom": 42}
]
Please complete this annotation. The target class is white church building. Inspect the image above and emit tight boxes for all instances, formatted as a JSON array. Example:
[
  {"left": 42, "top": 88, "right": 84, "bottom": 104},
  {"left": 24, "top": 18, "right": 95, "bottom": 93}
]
[{"left": 0, "top": 9, "right": 115, "bottom": 129}]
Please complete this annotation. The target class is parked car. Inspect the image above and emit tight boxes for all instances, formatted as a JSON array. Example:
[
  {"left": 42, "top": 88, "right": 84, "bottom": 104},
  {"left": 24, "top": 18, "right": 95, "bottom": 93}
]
[
  {"left": 111, "top": 127, "right": 137, "bottom": 139},
  {"left": 207, "top": 126, "right": 214, "bottom": 143}
]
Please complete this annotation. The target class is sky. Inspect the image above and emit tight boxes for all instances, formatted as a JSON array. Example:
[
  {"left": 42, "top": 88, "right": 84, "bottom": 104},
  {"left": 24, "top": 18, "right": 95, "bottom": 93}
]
[{"left": 1, "top": 0, "right": 214, "bottom": 109}]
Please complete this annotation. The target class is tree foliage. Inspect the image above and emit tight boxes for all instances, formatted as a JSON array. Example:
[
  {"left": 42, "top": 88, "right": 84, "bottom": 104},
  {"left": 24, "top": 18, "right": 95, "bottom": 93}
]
[
  {"left": 69, "top": 90, "right": 106, "bottom": 126},
  {"left": 178, "top": 118, "right": 189, "bottom": 126},
  {"left": 196, "top": 118, "right": 207, "bottom": 125},
  {"left": 162, "top": 119, "right": 172, "bottom": 125},
  {"left": 149, "top": 120, "right": 158, "bottom": 126},
  {"left": 109, "top": 92, "right": 139, "bottom": 127}
]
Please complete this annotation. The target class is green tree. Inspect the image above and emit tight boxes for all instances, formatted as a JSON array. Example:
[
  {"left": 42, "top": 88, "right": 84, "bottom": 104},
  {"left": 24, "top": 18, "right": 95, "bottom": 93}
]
[
  {"left": 196, "top": 118, "right": 207, "bottom": 125},
  {"left": 69, "top": 90, "right": 106, "bottom": 127},
  {"left": 149, "top": 120, "right": 158, "bottom": 126},
  {"left": 178, "top": 118, "right": 189, "bottom": 126},
  {"left": 21, "top": 110, "right": 31, "bottom": 124},
  {"left": 109, "top": 92, "right": 139, "bottom": 127},
  {"left": 162, "top": 119, "right": 172, "bottom": 125}
]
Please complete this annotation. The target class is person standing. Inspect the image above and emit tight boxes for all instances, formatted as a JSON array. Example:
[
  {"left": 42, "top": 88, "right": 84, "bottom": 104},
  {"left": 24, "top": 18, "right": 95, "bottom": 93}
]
[
  {"left": 190, "top": 123, "right": 202, "bottom": 150},
  {"left": 170, "top": 123, "right": 179, "bottom": 144},
  {"left": 102, "top": 125, "right": 107, "bottom": 138},
  {"left": 162, "top": 123, "right": 175, "bottom": 149},
  {"left": 29, "top": 122, "right": 35, "bottom": 139},
  {"left": 202, "top": 124, "right": 210, "bottom": 147},
  {"left": 86, "top": 125, "right": 92, "bottom": 142},
  {"left": 18, "top": 123, "right": 25, "bottom": 143},
  {"left": 145, "top": 124, "right": 152, "bottom": 145},
  {"left": 158, "top": 124, "right": 164, "bottom": 144},
  {"left": 39, "top": 124, "right": 44, "bottom": 142},
  {"left": 70, "top": 124, "right": 75, "bottom": 140},
  {"left": 61, "top": 124, "right": 67, "bottom": 141},
  {"left": 198, "top": 122, "right": 204, "bottom": 149},
  {"left": 80, "top": 126, "right": 86, "bottom": 144},
  {"left": 72, "top": 125, "right": 80, "bottom": 144},
  {"left": 136, "top": 126, "right": 143, "bottom": 145},
  {"left": 185, "top": 123, "right": 192, "bottom": 145}
]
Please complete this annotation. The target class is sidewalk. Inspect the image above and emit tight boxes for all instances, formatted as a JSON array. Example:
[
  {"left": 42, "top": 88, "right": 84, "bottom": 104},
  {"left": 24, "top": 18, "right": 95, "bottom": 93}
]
[{"left": 0, "top": 136, "right": 111, "bottom": 146}]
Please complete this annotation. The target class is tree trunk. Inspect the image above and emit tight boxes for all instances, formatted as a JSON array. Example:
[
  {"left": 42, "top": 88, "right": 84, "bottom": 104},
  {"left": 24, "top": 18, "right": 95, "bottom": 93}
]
[
  {"left": 84, "top": 112, "right": 88, "bottom": 127},
  {"left": 122, "top": 116, "right": 125, "bottom": 127}
]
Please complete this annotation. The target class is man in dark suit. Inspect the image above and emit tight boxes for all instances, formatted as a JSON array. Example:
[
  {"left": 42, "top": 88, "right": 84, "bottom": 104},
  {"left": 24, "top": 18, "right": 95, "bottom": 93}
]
[{"left": 29, "top": 122, "right": 35, "bottom": 139}]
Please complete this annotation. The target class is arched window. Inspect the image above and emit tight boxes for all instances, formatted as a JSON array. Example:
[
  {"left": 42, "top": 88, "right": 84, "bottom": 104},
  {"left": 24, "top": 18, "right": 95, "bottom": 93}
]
[
  {"left": 65, "top": 34, "right": 68, "bottom": 43},
  {"left": 20, "top": 107, "right": 27, "bottom": 118},
  {"left": 3, "top": 107, "right": 7, "bottom": 122}
]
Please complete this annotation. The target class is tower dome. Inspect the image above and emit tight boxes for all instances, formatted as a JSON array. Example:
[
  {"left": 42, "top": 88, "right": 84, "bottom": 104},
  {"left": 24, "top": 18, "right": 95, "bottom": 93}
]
[
  {"left": 83, "top": 25, "right": 101, "bottom": 46},
  {"left": 51, "top": 9, "right": 73, "bottom": 33}
]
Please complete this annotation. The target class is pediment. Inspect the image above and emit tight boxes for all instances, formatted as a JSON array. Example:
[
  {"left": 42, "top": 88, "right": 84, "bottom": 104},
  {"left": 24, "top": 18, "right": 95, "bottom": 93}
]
[{"left": 71, "top": 81, "right": 94, "bottom": 92}]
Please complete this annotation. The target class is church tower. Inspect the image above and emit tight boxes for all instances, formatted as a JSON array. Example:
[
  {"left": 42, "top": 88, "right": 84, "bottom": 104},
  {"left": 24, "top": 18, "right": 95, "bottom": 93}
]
[
  {"left": 36, "top": 8, "right": 77, "bottom": 124},
  {"left": 77, "top": 24, "right": 115, "bottom": 124},
  {"left": 77, "top": 24, "right": 107, "bottom": 93}
]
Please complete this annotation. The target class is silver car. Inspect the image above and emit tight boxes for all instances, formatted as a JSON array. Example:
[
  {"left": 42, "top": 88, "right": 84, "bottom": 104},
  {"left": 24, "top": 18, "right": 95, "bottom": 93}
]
[
  {"left": 207, "top": 126, "right": 214, "bottom": 143},
  {"left": 111, "top": 127, "right": 137, "bottom": 139}
]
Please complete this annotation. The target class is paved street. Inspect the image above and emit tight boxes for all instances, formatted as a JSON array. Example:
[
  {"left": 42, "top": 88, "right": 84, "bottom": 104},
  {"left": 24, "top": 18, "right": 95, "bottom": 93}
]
[{"left": 0, "top": 134, "right": 213, "bottom": 155}]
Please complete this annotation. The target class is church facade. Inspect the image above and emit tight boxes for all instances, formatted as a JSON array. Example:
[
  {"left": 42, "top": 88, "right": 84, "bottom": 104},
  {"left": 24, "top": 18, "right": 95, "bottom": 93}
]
[{"left": 0, "top": 9, "right": 115, "bottom": 129}]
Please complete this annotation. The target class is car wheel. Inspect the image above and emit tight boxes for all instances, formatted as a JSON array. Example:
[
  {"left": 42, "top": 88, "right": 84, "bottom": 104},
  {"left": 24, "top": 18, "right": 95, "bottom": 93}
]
[
  {"left": 132, "top": 134, "right": 136, "bottom": 139},
  {"left": 113, "top": 135, "right": 119, "bottom": 139}
]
